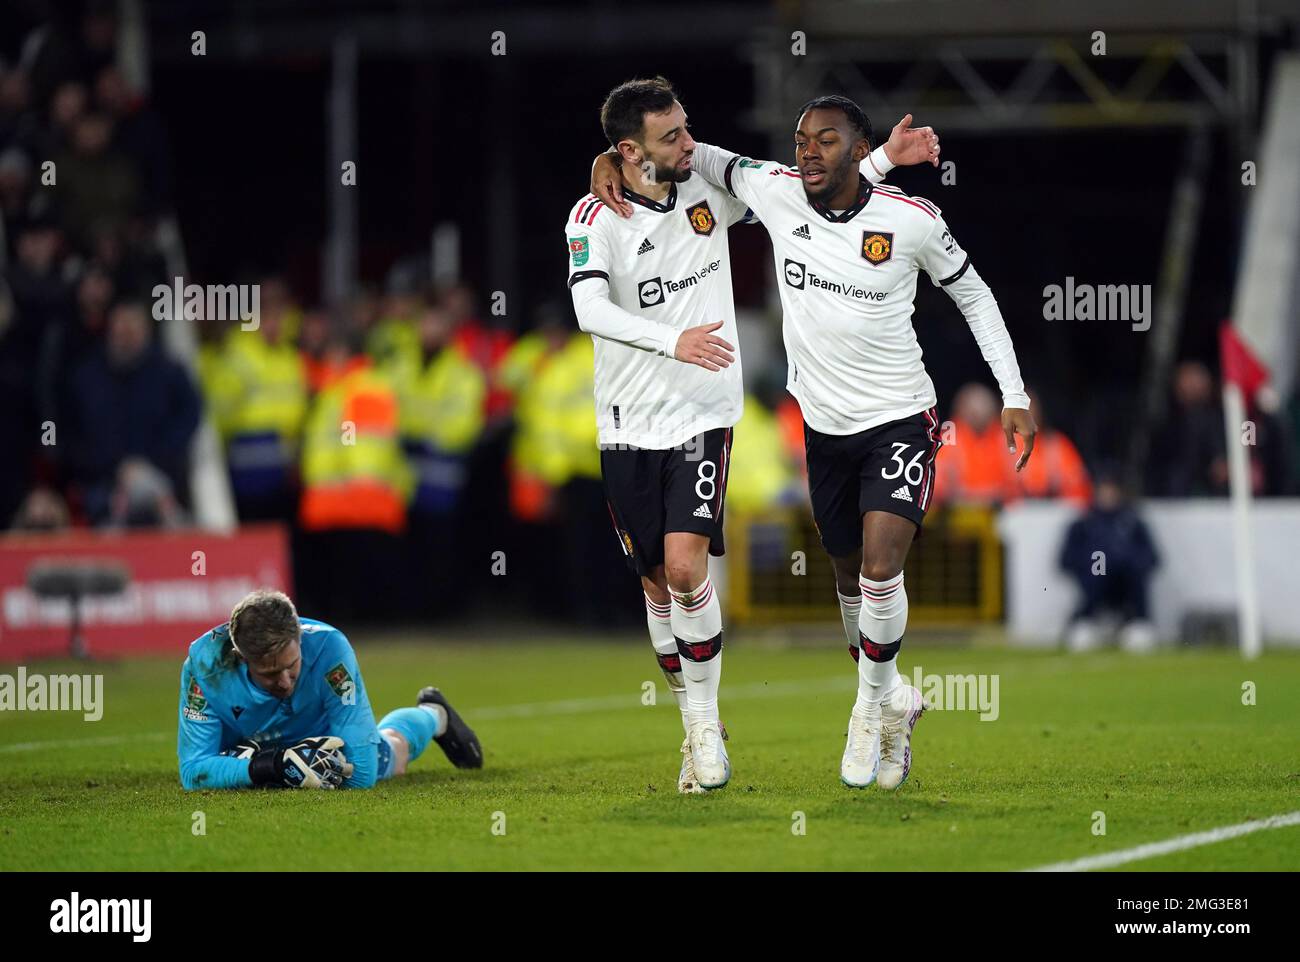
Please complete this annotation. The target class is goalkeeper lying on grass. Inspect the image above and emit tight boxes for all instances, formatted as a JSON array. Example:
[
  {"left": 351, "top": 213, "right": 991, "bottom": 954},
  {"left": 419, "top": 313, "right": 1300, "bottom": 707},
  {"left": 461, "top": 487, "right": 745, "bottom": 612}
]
[{"left": 177, "top": 589, "right": 482, "bottom": 789}]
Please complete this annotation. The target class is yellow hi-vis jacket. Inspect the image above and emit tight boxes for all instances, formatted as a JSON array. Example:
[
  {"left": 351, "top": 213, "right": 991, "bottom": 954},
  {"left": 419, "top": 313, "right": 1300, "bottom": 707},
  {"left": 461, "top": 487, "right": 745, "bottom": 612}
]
[
  {"left": 390, "top": 344, "right": 486, "bottom": 514},
  {"left": 496, "top": 332, "right": 550, "bottom": 397},
  {"left": 366, "top": 315, "right": 420, "bottom": 373},
  {"left": 392, "top": 344, "right": 486, "bottom": 454},
  {"left": 512, "top": 334, "right": 600, "bottom": 487},
  {"left": 299, "top": 366, "right": 412, "bottom": 533},
  {"left": 199, "top": 329, "right": 308, "bottom": 496},
  {"left": 726, "top": 395, "right": 796, "bottom": 514}
]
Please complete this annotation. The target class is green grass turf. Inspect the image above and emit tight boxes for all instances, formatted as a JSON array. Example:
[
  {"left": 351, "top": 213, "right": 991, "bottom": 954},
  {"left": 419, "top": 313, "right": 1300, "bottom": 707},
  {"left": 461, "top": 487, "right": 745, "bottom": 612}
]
[{"left": 1, "top": 635, "right": 1297, "bottom": 870}]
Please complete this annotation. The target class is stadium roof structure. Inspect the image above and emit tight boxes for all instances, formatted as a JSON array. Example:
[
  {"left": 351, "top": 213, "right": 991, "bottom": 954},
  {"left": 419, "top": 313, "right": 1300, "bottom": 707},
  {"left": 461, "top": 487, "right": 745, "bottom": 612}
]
[{"left": 746, "top": 0, "right": 1300, "bottom": 137}]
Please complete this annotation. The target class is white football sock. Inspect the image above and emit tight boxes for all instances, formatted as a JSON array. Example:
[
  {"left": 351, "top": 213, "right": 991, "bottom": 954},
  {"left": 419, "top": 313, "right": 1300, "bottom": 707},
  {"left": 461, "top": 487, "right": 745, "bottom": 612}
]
[
  {"left": 646, "top": 592, "right": 688, "bottom": 734},
  {"left": 838, "top": 590, "right": 863, "bottom": 662},
  {"left": 418, "top": 702, "right": 448, "bottom": 735},
  {"left": 670, "top": 576, "right": 723, "bottom": 727},
  {"left": 856, "top": 572, "right": 907, "bottom": 711}
]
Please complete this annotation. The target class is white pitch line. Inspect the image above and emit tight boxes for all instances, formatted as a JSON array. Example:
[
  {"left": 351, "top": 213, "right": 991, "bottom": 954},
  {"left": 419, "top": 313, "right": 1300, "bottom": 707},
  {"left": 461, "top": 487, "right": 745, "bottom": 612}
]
[
  {"left": 0, "top": 675, "right": 853, "bottom": 753},
  {"left": 1026, "top": 811, "right": 1300, "bottom": 872},
  {"left": 0, "top": 730, "right": 171, "bottom": 754}
]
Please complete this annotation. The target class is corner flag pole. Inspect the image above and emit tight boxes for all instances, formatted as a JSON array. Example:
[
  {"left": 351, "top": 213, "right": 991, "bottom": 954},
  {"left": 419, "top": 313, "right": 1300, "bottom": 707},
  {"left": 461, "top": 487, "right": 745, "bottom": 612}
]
[
  {"left": 1221, "top": 377, "right": 1260, "bottom": 660},
  {"left": 1219, "top": 323, "right": 1270, "bottom": 660}
]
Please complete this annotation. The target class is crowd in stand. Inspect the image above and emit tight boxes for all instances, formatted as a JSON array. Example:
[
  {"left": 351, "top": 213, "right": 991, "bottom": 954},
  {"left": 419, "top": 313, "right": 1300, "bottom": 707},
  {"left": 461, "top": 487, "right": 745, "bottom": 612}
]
[
  {"left": 1, "top": 4, "right": 195, "bottom": 533},
  {"left": 4, "top": 6, "right": 1298, "bottom": 635}
]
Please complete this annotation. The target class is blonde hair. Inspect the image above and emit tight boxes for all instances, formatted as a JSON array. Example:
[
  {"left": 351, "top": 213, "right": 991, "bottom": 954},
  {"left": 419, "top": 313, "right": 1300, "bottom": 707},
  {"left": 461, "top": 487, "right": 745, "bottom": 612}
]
[{"left": 223, "top": 589, "right": 300, "bottom": 668}]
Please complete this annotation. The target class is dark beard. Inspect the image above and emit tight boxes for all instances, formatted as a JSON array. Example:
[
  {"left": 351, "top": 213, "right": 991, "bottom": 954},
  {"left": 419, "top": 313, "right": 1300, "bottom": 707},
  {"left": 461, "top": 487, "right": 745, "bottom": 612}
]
[{"left": 649, "top": 163, "right": 692, "bottom": 185}]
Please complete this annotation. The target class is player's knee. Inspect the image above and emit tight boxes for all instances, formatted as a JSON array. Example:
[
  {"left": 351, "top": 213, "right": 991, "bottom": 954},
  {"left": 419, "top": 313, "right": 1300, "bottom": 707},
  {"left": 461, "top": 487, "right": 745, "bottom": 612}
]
[
  {"left": 383, "top": 728, "right": 410, "bottom": 776},
  {"left": 664, "top": 559, "right": 704, "bottom": 593},
  {"left": 861, "top": 557, "right": 903, "bottom": 584},
  {"left": 641, "top": 573, "right": 670, "bottom": 607},
  {"left": 830, "top": 556, "right": 860, "bottom": 595}
]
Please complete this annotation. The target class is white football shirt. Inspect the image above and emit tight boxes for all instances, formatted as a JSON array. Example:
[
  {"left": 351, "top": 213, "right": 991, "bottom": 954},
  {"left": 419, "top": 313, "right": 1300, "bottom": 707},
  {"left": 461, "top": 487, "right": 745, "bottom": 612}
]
[
  {"left": 564, "top": 178, "right": 750, "bottom": 450},
  {"left": 692, "top": 143, "right": 1030, "bottom": 436}
]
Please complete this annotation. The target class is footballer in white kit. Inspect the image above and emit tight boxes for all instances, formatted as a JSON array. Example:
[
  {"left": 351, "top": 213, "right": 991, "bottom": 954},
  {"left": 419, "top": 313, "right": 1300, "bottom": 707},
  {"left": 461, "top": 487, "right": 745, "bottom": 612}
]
[
  {"left": 568, "top": 78, "right": 939, "bottom": 795},
  {"left": 675, "top": 95, "right": 1036, "bottom": 791}
]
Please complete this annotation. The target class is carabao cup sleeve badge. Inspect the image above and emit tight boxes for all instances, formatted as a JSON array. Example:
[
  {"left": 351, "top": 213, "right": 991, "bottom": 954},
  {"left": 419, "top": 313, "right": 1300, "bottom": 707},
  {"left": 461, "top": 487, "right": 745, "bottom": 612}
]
[
  {"left": 569, "top": 235, "right": 589, "bottom": 266},
  {"left": 325, "top": 663, "right": 354, "bottom": 698}
]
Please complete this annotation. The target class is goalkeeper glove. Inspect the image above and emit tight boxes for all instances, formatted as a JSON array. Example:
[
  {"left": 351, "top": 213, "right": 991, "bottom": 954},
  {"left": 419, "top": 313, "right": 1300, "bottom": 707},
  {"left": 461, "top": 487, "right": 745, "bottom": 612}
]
[
  {"left": 247, "top": 736, "right": 354, "bottom": 789},
  {"left": 220, "top": 739, "right": 261, "bottom": 759}
]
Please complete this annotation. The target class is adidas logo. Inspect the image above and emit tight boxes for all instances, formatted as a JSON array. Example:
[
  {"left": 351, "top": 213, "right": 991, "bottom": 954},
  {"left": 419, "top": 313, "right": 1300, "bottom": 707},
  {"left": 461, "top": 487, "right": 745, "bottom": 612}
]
[
  {"left": 637, "top": 238, "right": 655, "bottom": 255},
  {"left": 693, "top": 503, "right": 714, "bottom": 519},
  {"left": 791, "top": 223, "right": 811, "bottom": 239},
  {"left": 890, "top": 486, "right": 913, "bottom": 503}
]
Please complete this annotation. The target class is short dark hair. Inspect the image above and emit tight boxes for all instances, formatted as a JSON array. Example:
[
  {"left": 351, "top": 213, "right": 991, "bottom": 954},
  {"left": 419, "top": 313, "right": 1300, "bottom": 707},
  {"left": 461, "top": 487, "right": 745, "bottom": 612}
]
[
  {"left": 600, "top": 76, "right": 678, "bottom": 147},
  {"left": 797, "top": 95, "right": 873, "bottom": 147}
]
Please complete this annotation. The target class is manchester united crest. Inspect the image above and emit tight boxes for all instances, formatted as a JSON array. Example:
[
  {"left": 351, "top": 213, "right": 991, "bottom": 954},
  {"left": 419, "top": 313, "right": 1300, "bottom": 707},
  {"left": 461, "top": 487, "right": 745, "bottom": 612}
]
[
  {"left": 686, "top": 201, "right": 716, "bottom": 236},
  {"left": 861, "top": 231, "right": 893, "bottom": 265}
]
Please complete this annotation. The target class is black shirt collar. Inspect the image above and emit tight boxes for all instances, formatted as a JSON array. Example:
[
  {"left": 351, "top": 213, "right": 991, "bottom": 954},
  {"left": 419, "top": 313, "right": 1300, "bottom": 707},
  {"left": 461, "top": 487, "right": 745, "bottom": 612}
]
[
  {"left": 808, "top": 173, "right": 872, "bottom": 223},
  {"left": 622, "top": 182, "right": 678, "bottom": 213}
]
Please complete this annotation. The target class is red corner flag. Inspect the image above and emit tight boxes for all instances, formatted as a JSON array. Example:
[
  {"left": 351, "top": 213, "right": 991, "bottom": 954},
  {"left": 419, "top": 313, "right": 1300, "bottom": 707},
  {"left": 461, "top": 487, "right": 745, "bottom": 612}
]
[{"left": 1219, "top": 322, "right": 1270, "bottom": 403}]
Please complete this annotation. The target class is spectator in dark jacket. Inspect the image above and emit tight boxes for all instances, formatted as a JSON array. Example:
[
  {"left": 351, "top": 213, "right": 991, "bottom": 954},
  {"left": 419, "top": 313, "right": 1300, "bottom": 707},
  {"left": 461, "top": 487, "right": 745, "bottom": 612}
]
[
  {"left": 1059, "top": 470, "right": 1160, "bottom": 653},
  {"left": 54, "top": 111, "right": 138, "bottom": 248},
  {"left": 64, "top": 299, "right": 200, "bottom": 525},
  {"left": 1149, "top": 361, "right": 1227, "bottom": 496}
]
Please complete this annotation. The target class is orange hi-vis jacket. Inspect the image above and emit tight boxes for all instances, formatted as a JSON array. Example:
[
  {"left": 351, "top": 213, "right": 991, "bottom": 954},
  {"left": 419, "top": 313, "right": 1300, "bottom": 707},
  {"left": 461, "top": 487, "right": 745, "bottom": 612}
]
[
  {"left": 1016, "top": 430, "right": 1092, "bottom": 504},
  {"left": 932, "top": 417, "right": 1019, "bottom": 506},
  {"left": 299, "top": 366, "right": 412, "bottom": 534}
]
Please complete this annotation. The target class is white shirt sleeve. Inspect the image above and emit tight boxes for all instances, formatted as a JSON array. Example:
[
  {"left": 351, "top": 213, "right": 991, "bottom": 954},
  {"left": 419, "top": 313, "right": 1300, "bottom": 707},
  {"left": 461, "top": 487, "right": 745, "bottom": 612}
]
[
  {"left": 690, "top": 142, "right": 739, "bottom": 192},
  {"left": 569, "top": 275, "right": 681, "bottom": 358},
  {"left": 916, "top": 213, "right": 1031, "bottom": 410},
  {"left": 860, "top": 145, "right": 895, "bottom": 182},
  {"left": 694, "top": 142, "right": 896, "bottom": 208},
  {"left": 565, "top": 212, "right": 682, "bottom": 357}
]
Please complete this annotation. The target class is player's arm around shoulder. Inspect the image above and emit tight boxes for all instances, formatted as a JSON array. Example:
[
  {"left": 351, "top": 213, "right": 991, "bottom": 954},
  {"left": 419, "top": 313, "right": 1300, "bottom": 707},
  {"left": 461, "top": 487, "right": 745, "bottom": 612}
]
[{"left": 701, "top": 144, "right": 793, "bottom": 212}]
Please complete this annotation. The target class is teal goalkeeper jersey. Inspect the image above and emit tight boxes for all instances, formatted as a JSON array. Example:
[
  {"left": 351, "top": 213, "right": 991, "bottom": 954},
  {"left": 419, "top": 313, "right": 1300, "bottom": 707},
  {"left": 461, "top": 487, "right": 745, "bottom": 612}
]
[{"left": 176, "top": 618, "right": 382, "bottom": 789}]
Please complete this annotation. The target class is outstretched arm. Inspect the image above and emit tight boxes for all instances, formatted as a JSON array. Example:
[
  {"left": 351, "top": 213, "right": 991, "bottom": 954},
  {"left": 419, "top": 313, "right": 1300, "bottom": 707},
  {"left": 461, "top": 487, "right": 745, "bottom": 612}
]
[
  {"left": 917, "top": 217, "right": 1036, "bottom": 470},
  {"left": 943, "top": 269, "right": 1036, "bottom": 470},
  {"left": 880, "top": 114, "right": 941, "bottom": 170},
  {"left": 590, "top": 114, "right": 940, "bottom": 218}
]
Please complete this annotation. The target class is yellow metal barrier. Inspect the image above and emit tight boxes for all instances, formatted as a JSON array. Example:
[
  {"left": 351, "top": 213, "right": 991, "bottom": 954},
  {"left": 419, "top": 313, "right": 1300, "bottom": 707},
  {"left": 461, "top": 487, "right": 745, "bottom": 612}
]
[{"left": 725, "top": 504, "right": 1002, "bottom": 626}]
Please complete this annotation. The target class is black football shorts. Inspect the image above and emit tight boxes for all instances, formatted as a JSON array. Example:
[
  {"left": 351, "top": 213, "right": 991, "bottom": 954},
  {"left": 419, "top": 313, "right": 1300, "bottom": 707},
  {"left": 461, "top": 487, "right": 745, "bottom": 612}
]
[
  {"left": 804, "top": 407, "right": 942, "bottom": 557},
  {"left": 600, "top": 426, "right": 733, "bottom": 576}
]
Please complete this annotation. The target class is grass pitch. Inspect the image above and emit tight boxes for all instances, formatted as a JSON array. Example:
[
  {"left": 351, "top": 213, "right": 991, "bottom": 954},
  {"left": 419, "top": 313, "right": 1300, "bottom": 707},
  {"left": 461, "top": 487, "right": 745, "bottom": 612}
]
[{"left": 1, "top": 633, "right": 1297, "bottom": 871}]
